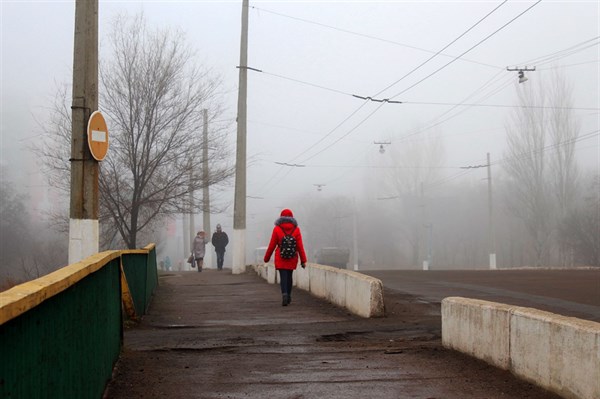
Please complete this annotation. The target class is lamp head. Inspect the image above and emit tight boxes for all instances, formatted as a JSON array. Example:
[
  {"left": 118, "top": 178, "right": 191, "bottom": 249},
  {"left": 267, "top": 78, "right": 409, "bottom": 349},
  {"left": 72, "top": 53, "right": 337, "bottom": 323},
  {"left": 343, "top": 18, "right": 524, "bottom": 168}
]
[{"left": 518, "top": 71, "right": 528, "bottom": 83}]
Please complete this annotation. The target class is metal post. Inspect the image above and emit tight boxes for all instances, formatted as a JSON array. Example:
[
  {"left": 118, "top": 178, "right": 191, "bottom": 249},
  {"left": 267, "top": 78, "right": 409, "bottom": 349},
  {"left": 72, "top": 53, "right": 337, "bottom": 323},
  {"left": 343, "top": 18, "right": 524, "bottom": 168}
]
[
  {"left": 69, "top": 0, "right": 99, "bottom": 263},
  {"left": 233, "top": 0, "right": 249, "bottom": 274},
  {"left": 487, "top": 152, "right": 497, "bottom": 269}
]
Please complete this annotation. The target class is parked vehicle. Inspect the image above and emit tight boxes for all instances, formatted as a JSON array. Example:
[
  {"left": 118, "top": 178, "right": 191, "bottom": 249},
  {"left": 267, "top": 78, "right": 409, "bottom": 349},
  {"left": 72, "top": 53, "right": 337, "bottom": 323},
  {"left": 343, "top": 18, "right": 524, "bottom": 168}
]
[{"left": 316, "top": 247, "right": 350, "bottom": 269}]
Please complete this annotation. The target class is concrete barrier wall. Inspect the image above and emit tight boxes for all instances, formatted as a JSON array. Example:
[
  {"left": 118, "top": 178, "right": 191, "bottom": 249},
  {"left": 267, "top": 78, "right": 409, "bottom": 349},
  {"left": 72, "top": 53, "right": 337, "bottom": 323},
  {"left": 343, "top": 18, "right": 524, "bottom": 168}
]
[
  {"left": 442, "top": 297, "right": 600, "bottom": 399},
  {"left": 252, "top": 263, "right": 384, "bottom": 318},
  {"left": 442, "top": 297, "right": 512, "bottom": 370}
]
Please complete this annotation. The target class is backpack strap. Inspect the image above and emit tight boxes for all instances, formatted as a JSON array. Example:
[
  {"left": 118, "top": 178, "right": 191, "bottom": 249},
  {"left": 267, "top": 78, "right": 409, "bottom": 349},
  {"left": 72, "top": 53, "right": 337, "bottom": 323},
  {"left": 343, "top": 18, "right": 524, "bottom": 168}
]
[{"left": 278, "top": 225, "right": 296, "bottom": 235}]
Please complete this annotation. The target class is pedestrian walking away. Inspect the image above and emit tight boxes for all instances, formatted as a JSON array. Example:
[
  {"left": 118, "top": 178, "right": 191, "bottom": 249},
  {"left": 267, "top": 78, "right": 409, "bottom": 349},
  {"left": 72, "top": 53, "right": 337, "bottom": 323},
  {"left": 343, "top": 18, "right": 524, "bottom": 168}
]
[
  {"left": 211, "top": 224, "right": 229, "bottom": 270},
  {"left": 192, "top": 231, "right": 209, "bottom": 272},
  {"left": 263, "top": 209, "right": 307, "bottom": 306}
]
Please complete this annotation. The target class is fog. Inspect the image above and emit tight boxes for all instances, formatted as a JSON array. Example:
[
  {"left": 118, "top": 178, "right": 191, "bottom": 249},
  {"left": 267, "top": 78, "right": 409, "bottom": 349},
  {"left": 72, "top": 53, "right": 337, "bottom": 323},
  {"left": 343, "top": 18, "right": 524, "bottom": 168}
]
[{"left": 1, "top": 1, "right": 599, "bottom": 283}]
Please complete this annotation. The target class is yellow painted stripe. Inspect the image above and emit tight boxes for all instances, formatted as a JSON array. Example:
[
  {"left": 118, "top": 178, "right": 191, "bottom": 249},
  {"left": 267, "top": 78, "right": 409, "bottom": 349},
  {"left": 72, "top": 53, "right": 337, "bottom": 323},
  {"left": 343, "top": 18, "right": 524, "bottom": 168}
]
[
  {"left": 0, "top": 246, "right": 154, "bottom": 325},
  {"left": 119, "top": 259, "right": 138, "bottom": 321}
]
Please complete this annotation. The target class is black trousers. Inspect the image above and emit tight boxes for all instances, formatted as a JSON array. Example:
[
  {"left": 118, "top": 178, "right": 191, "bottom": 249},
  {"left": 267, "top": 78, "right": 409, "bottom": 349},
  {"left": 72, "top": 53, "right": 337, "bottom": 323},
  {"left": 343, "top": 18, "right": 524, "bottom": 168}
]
[
  {"left": 278, "top": 269, "right": 293, "bottom": 296},
  {"left": 216, "top": 250, "right": 225, "bottom": 269}
]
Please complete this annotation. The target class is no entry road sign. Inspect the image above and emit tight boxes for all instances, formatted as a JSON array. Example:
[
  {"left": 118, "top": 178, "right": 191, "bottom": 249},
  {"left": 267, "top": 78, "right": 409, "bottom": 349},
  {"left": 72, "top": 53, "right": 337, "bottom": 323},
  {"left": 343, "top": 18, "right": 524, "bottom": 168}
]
[{"left": 87, "top": 110, "right": 109, "bottom": 161}]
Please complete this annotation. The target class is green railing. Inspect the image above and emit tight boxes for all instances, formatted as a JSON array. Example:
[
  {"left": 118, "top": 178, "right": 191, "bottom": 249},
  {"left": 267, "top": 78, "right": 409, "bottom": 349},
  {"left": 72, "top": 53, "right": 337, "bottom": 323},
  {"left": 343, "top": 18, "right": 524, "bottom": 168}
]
[{"left": 0, "top": 244, "right": 157, "bottom": 399}]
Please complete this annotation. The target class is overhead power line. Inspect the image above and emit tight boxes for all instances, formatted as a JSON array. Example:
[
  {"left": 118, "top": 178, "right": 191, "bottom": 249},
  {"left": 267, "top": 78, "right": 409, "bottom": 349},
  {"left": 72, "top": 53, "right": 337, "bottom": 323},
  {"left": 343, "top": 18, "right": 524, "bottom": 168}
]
[
  {"left": 372, "top": 0, "right": 508, "bottom": 98},
  {"left": 295, "top": 0, "right": 541, "bottom": 164},
  {"left": 493, "top": 129, "right": 600, "bottom": 167},
  {"left": 250, "top": 5, "right": 501, "bottom": 69},
  {"left": 245, "top": 37, "right": 597, "bottom": 116},
  {"left": 388, "top": 0, "right": 543, "bottom": 100},
  {"left": 395, "top": 36, "right": 600, "bottom": 142},
  {"left": 525, "top": 36, "right": 600, "bottom": 67},
  {"left": 293, "top": 0, "right": 529, "bottom": 165},
  {"left": 427, "top": 129, "right": 600, "bottom": 191},
  {"left": 401, "top": 101, "right": 599, "bottom": 111}
]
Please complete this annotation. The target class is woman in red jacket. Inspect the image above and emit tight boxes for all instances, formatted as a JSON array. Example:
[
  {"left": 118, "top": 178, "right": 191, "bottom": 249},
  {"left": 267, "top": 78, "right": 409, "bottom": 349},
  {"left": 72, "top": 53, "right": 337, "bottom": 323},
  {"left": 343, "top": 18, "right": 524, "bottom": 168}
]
[{"left": 264, "top": 209, "right": 307, "bottom": 306}]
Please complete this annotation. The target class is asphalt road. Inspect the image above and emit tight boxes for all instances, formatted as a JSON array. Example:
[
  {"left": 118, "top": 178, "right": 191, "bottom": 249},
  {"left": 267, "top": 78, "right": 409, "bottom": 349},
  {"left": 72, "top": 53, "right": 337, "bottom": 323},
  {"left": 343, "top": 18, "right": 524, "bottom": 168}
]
[{"left": 364, "top": 269, "right": 600, "bottom": 322}]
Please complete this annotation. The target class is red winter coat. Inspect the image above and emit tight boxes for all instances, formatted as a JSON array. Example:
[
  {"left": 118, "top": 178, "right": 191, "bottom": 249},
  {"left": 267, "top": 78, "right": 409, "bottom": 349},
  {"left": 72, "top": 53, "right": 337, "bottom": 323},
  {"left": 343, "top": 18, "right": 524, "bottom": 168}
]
[{"left": 264, "top": 209, "right": 307, "bottom": 270}]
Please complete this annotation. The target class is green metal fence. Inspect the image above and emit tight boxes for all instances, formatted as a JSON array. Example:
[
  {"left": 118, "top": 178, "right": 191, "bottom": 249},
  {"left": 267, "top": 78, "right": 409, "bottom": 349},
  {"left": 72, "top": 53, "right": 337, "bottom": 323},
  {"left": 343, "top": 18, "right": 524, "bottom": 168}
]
[
  {"left": 0, "top": 244, "right": 157, "bottom": 399},
  {"left": 121, "top": 245, "right": 158, "bottom": 315}
]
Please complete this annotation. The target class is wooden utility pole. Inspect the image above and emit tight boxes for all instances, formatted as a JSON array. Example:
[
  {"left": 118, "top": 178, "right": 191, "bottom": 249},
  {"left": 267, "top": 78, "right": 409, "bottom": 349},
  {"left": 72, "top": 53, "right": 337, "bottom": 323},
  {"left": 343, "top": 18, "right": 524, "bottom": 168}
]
[
  {"left": 487, "top": 152, "right": 497, "bottom": 269},
  {"left": 69, "top": 0, "right": 99, "bottom": 264},
  {"left": 202, "top": 109, "right": 213, "bottom": 268},
  {"left": 233, "top": 0, "right": 249, "bottom": 274}
]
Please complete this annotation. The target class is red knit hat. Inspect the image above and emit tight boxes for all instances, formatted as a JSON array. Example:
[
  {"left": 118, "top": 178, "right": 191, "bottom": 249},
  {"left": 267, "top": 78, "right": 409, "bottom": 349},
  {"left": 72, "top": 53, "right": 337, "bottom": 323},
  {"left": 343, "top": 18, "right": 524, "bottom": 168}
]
[{"left": 280, "top": 208, "right": 294, "bottom": 217}]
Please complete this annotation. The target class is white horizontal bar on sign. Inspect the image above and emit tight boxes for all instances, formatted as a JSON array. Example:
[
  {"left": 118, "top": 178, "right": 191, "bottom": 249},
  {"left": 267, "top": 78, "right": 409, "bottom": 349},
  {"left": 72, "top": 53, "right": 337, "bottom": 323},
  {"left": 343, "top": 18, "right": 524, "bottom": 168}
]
[{"left": 91, "top": 130, "right": 107, "bottom": 142}]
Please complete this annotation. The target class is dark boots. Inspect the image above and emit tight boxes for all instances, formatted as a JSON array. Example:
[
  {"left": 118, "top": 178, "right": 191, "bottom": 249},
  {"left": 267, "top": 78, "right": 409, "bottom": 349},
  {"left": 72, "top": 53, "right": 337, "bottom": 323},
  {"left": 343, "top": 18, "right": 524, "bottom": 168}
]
[{"left": 282, "top": 294, "right": 289, "bottom": 306}]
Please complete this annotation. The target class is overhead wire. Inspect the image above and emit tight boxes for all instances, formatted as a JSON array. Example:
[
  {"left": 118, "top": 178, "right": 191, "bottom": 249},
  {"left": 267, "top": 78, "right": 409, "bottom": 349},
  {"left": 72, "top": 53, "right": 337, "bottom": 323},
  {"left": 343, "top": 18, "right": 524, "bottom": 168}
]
[
  {"left": 386, "top": 0, "right": 543, "bottom": 101},
  {"left": 401, "top": 101, "right": 599, "bottom": 111},
  {"left": 251, "top": 0, "right": 591, "bottom": 196},
  {"left": 393, "top": 35, "right": 600, "bottom": 142},
  {"left": 291, "top": 0, "right": 526, "bottom": 165},
  {"left": 292, "top": 0, "right": 542, "bottom": 165},
  {"left": 250, "top": 5, "right": 502, "bottom": 70},
  {"left": 492, "top": 129, "right": 600, "bottom": 167},
  {"left": 253, "top": 100, "right": 371, "bottom": 194},
  {"left": 425, "top": 129, "right": 600, "bottom": 191},
  {"left": 371, "top": 0, "right": 508, "bottom": 98}
]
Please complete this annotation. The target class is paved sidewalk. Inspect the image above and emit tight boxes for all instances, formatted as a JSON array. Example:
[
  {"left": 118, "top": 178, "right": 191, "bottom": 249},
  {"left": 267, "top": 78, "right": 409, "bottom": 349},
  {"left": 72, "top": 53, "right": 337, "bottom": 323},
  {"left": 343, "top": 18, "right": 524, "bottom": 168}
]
[{"left": 104, "top": 269, "right": 559, "bottom": 398}]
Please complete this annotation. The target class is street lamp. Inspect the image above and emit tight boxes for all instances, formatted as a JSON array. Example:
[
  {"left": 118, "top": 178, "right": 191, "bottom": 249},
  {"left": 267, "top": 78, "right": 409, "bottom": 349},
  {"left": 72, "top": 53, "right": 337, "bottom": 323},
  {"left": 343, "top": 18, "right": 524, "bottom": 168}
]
[
  {"left": 374, "top": 141, "right": 391, "bottom": 154},
  {"left": 506, "top": 66, "right": 536, "bottom": 84}
]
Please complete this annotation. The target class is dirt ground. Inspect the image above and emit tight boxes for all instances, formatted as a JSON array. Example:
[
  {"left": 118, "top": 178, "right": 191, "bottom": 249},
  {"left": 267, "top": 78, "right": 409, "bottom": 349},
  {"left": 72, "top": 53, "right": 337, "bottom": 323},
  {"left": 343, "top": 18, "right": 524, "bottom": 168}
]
[{"left": 104, "top": 269, "right": 562, "bottom": 398}]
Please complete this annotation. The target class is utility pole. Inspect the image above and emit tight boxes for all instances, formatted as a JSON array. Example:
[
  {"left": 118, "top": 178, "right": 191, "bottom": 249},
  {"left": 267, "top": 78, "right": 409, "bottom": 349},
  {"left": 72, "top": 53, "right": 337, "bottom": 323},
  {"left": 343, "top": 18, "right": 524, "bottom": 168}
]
[
  {"left": 420, "top": 182, "right": 429, "bottom": 271},
  {"left": 202, "top": 109, "right": 213, "bottom": 269},
  {"left": 183, "top": 212, "right": 190, "bottom": 268},
  {"left": 233, "top": 0, "right": 249, "bottom": 274},
  {"left": 487, "top": 152, "right": 497, "bottom": 269},
  {"left": 69, "top": 0, "right": 99, "bottom": 264},
  {"left": 189, "top": 170, "right": 195, "bottom": 259},
  {"left": 353, "top": 198, "right": 359, "bottom": 271}
]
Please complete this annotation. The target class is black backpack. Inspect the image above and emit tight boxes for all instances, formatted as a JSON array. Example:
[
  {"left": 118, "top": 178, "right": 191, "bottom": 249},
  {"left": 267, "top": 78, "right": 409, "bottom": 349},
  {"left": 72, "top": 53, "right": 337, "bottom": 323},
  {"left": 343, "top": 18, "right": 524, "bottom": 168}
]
[{"left": 279, "top": 226, "right": 297, "bottom": 259}]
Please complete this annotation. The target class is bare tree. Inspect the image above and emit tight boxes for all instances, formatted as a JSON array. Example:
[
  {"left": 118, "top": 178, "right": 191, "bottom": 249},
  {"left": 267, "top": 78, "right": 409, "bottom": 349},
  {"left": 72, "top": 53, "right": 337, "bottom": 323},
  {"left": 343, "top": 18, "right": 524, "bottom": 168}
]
[
  {"left": 503, "top": 70, "right": 579, "bottom": 266},
  {"left": 559, "top": 175, "right": 599, "bottom": 266},
  {"left": 34, "top": 13, "right": 234, "bottom": 249},
  {"left": 383, "top": 131, "right": 445, "bottom": 267},
  {"left": 0, "top": 175, "right": 32, "bottom": 277},
  {"left": 548, "top": 69, "right": 580, "bottom": 265}
]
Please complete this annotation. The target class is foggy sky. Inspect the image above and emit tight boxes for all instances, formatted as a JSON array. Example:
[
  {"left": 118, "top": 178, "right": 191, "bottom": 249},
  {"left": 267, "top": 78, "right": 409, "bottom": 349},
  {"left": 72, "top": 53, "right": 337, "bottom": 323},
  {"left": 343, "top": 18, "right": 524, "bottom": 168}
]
[{"left": 1, "top": 1, "right": 599, "bottom": 248}]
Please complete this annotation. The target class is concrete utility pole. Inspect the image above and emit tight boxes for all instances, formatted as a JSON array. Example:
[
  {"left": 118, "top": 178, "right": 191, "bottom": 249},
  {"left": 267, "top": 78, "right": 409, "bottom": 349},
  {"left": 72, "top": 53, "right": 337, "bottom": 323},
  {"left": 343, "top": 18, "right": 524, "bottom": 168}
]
[
  {"left": 420, "top": 182, "right": 429, "bottom": 271},
  {"left": 69, "top": 0, "right": 99, "bottom": 264},
  {"left": 183, "top": 213, "right": 190, "bottom": 268},
  {"left": 233, "top": 0, "right": 249, "bottom": 274},
  {"left": 189, "top": 170, "right": 195, "bottom": 259},
  {"left": 353, "top": 198, "right": 359, "bottom": 271},
  {"left": 487, "top": 152, "right": 497, "bottom": 270},
  {"left": 202, "top": 109, "right": 213, "bottom": 269}
]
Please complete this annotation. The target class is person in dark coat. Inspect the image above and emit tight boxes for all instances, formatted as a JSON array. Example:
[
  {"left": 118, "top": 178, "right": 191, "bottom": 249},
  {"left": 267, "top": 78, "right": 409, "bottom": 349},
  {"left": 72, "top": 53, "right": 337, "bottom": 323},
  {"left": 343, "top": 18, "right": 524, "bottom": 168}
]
[
  {"left": 264, "top": 208, "right": 307, "bottom": 306},
  {"left": 211, "top": 224, "right": 229, "bottom": 270}
]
